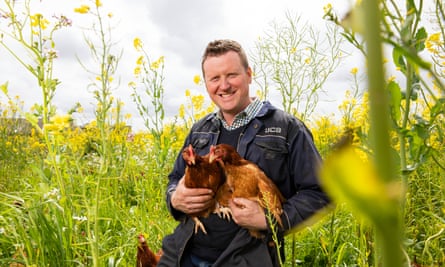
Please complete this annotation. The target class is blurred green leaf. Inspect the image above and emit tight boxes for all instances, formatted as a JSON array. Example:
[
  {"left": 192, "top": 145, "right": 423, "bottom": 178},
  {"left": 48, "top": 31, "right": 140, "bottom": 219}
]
[
  {"left": 388, "top": 81, "right": 402, "bottom": 123},
  {"left": 415, "top": 27, "right": 427, "bottom": 52}
]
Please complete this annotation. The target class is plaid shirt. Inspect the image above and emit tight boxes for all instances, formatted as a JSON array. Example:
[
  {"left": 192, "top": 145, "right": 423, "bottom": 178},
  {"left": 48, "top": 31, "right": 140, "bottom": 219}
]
[{"left": 216, "top": 98, "right": 263, "bottom": 130}]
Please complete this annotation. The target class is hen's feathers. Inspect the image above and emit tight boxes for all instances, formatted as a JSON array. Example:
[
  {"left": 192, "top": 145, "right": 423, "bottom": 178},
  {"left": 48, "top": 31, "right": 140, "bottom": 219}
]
[
  {"left": 182, "top": 145, "right": 226, "bottom": 233},
  {"left": 136, "top": 234, "right": 162, "bottom": 267},
  {"left": 213, "top": 144, "right": 285, "bottom": 238}
]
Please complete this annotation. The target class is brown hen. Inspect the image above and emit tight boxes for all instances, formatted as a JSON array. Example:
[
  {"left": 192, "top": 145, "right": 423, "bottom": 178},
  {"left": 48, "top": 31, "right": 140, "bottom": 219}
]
[
  {"left": 136, "top": 234, "right": 162, "bottom": 267},
  {"left": 212, "top": 144, "right": 286, "bottom": 238},
  {"left": 182, "top": 144, "right": 226, "bottom": 234}
]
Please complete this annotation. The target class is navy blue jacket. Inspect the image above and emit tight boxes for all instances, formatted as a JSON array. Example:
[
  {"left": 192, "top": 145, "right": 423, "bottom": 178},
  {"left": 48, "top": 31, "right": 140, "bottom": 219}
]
[{"left": 158, "top": 101, "right": 330, "bottom": 267}]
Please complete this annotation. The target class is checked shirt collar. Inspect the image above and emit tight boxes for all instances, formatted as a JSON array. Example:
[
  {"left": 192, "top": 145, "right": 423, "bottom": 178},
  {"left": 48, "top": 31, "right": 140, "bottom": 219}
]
[{"left": 216, "top": 98, "right": 263, "bottom": 131}]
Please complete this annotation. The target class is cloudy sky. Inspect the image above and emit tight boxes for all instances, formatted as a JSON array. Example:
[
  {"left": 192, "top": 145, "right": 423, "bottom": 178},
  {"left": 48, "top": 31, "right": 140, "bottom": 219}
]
[{"left": 0, "top": 0, "right": 355, "bottom": 130}]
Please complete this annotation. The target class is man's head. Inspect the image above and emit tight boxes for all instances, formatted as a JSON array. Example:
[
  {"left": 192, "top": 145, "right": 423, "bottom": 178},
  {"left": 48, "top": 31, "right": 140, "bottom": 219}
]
[
  {"left": 201, "top": 40, "right": 253, "bottom": 124},
  {"left": 201, "top": 39, "right": 250, "bottom": 76}
]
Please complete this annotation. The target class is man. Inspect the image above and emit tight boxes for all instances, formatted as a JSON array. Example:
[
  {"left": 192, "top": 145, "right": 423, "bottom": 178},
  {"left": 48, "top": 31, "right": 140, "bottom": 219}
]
[{"left": 157, "top": 39, "right": 330, "bottom": 267}]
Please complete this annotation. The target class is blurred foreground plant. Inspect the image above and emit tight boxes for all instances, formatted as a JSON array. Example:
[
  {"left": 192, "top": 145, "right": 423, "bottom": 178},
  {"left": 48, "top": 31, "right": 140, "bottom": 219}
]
[{"left": 322, "top": 0, "right": 445, "bottom": 266}]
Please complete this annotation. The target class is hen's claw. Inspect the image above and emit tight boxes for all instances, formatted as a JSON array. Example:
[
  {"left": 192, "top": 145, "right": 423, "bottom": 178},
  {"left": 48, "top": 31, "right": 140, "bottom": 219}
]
[
  {"left": 192, "top": 217, "right": 207, "bottom": 234},
  {"left": 215, "top": 206, "right": 232, "bottom": 221}
]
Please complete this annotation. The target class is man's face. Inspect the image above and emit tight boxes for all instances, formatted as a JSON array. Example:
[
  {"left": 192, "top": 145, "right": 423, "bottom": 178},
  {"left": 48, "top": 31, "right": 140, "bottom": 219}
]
[{"left": 203, "top": 51, "right": 252, "bottom": 118}]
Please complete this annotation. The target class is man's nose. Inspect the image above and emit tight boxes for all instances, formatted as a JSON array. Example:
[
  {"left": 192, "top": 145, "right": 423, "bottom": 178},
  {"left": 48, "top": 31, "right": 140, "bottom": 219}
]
[{"left": 220, "top": 77, "right": 230, "bottom": 89}]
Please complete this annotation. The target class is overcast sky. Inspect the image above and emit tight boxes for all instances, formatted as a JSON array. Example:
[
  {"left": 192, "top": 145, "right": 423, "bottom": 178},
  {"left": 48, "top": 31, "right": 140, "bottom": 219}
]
[{"left": 0, "top": 0, "right": 355, "bottom": 130}]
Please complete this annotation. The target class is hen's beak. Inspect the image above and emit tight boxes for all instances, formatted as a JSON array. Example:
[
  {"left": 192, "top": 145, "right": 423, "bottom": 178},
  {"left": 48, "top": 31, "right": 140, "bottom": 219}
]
[
  {"left": 188, "top": 144, "right": 196, "bottom": 165},
  {"left": 209, "top": 145, "right": 217, "bottom": 163},
  {"left": 209, "top": 154, "right": 217, "bottom": 163}
]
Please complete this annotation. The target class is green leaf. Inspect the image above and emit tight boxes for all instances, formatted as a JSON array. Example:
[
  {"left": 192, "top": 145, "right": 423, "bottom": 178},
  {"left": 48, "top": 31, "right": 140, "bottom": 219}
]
[
  {"left": 415, "top": 27, "right": 427, "bottom": 52},
  {"left": 430, "top": 98, "right": 445, "bottom": 117},
  {"left": 388, "top": 81, "right": 402, "bottom": 122},
  {"left": 392, "top": 47, "right": 406, "bottom": 73}
]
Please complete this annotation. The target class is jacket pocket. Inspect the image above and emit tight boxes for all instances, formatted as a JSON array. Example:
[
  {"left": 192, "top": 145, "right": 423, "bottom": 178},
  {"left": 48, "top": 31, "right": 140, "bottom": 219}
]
[{"left": 254, "top": 139, "right": 288, "bottom": 160}]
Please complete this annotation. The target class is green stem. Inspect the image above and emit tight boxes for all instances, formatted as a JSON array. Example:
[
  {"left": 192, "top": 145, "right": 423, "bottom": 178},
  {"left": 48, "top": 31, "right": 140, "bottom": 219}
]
[{"left": 362, "top": 0, "right": 404, "bottom": 266}]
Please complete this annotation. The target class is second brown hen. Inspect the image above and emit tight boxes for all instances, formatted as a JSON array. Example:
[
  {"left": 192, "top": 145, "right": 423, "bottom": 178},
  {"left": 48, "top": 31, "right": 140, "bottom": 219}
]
[
  {"left": 212, "top": 144, "right": 286, "bottom": 238},
  {"left": 136, "top": 234, "right": 162, "bottom": 267}
]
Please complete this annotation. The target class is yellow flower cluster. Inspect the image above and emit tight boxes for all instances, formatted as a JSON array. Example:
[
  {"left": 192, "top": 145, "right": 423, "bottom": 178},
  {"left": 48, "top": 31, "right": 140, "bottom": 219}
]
[
  {"left": 425, "top": 32, "right": 443, "bottom": 54},
  {"left": 66, "top": 127, "right": 89, "bottom": 155},
  {"left": 44, "top": 114, "right": 72, "bottom": 133},
  {"left": 74, "top": 5, "right": 90, "bottom": 14},
  {"left": 193, "top": 75, "right": 201, "bottom": 85},
  {"left": 150, "top": 56, "right": 164, "bottom": 70},
  {"left": 179, "top": 89, "right": 215, "bottom": 126},
  {"left": 133, "top": 38, "right": 143, "bottom": 51},
  {"left": 323, "top": 3, "right": 332, "bottom": 15},
  {"left": 30, "top": 13, "right": 49, "bottom": 32}
]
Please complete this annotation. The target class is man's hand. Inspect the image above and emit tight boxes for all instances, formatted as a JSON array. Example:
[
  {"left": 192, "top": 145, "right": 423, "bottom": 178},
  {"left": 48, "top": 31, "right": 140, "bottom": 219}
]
[
  {"left": 229, "top": 198, "right": 267, "bottom": 230},
  {"left": 171, "top": 177, "right": 214, "bottom": 214}
]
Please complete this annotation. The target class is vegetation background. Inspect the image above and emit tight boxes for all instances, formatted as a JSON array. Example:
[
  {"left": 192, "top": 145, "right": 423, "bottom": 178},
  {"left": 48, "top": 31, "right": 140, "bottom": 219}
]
[{"left": 0, "top": 0, "right": 443, "bottom": 266}]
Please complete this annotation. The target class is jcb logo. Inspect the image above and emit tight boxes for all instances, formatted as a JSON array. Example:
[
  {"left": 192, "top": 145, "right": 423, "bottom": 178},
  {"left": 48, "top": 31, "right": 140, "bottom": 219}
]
[{"left": 265, "top": 127, "right": 281, "bottom": 134}]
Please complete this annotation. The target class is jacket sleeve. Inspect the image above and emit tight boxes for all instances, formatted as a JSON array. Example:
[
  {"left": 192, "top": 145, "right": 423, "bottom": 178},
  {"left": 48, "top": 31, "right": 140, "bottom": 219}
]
[
  {"left": 280, "top": 122, "right": 331, "bottom": 233},
  {"left": 165, "top": 140, "right": 190, "bottom": 221}
]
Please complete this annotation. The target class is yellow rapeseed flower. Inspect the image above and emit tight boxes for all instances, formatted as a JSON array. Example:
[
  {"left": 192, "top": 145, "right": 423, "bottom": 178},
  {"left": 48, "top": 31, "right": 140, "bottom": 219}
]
[
  {"left": 74, "top": 5, "right": 90, "bottom": 14},
  {"left": 136, "top": 56, "right": 144, "bottom": 65},
  {"left": 51, "top": 114, "right": 71, "bottom": 127},
  {"left": 256, "top": 89, "right": 264, "bottom": 99},
  {"left": 185, "top": 89, "right": 191, "bottom": 97},
  {"left": 179, "top": 104, "right": 185, "bottom": 119},
  {"left": 350, "top": 67, "right": 358, "bottom": 75},
  {"left": 133, "top": 38, "right": 143, "bottom": 51},
  {"left": 193, "top": 75, "right": 201, "bottom": 85},
  {"left": 150, "top": 56, "right": 164, "bottom": 70},
  {"left": 30, "top": 14, "right": 41, "bottom": 27},
  {"left": 191, "top": 95, "right": 205, "bottom": 116},
  {"left": 426, "top": 32, "right": 442, "bottom": 53},
  {"left": 95, "top": 0, "right": 102, "bottom": 7},
  {"left": 30, "top": 14, "right": 49, "bottom": 30},
  {"left": 323, "top": 3, "right": 332, "bottom": 14},
  {"left": 134, "top": 66, "right": 141, "bottom": 76}
]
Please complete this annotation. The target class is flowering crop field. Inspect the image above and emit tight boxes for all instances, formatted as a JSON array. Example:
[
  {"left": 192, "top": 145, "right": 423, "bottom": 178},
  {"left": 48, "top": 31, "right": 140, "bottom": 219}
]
[{"left": 1, "top": 0, "right": 444, "bottom": 266}]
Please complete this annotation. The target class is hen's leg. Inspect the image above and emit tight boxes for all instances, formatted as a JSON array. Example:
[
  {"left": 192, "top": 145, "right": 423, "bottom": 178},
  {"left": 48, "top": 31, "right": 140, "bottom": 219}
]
[
  {"left": 214, "top": 203, "right": 232, "bottom": 220},
  {"left": 192, "top": 216, "right": 207, "bottom": 234}
]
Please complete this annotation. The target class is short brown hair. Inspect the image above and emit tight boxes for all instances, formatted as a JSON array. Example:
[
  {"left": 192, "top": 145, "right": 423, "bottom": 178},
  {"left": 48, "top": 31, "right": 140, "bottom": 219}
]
[{"left": 201, "top": 39, "right": 249, "bottom": 75}]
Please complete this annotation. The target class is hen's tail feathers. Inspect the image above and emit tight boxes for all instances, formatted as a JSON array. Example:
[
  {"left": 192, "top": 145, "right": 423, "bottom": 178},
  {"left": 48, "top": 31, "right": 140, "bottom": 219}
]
[{"left": 257, "top": 179, "right": 285, "bottom": 227}]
